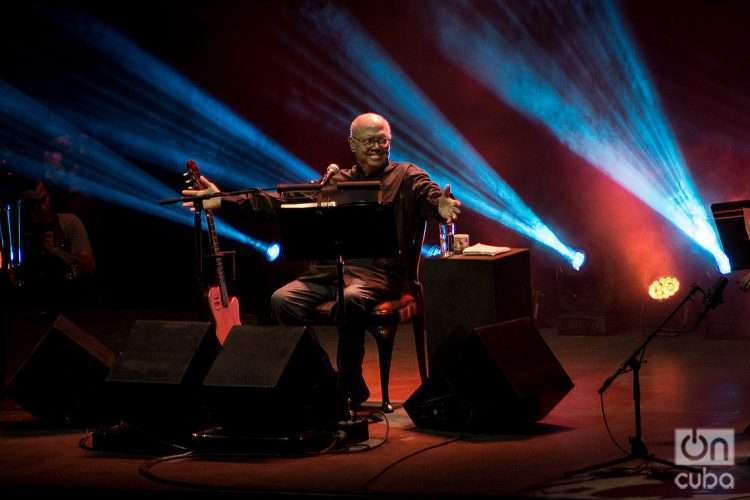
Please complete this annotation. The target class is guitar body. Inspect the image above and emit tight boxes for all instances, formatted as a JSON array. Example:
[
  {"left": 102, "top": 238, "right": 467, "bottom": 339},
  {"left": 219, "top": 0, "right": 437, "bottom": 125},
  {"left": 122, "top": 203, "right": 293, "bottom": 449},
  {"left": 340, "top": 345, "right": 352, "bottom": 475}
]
[{"left": 208, "top": 286, "right": 241, "bottom": 345}]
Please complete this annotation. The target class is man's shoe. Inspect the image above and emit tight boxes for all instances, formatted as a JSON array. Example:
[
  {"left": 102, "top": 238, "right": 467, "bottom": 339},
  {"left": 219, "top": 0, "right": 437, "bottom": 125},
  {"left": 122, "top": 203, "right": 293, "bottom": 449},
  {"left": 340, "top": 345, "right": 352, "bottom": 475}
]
[{"left": 350, "top": 376, "right": 370, "bottom": 409}]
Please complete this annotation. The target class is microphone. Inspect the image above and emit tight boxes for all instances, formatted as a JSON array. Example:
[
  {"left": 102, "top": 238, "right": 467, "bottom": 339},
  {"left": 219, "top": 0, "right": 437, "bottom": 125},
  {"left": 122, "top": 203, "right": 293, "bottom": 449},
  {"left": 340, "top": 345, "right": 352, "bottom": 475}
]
[
  {"left": 691, "top": 276, "right": 729, "bottom": 330},
  {"left": 703, "top": 276, "right": 729, "bottom": 311},
  {"left": 319, "top": 164, "right": 340, "bottom": 186}
]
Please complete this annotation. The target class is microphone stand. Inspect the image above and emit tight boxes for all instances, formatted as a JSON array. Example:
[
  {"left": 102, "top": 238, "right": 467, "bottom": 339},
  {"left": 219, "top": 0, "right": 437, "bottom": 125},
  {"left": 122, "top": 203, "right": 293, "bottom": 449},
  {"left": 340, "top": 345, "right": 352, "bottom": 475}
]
[
  {"left": 159, "top": 187, "right": 272, "bottom": 206},
  {"left": 565, "top": 284, "right": 706, "bottom": 477}
]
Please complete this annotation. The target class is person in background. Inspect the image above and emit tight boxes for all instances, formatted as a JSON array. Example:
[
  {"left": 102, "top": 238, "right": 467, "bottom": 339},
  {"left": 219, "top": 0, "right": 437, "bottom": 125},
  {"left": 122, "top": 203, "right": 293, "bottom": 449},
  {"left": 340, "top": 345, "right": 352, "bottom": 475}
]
[{"left": 23, "top": 182, "right": 95, "bottom": 313}]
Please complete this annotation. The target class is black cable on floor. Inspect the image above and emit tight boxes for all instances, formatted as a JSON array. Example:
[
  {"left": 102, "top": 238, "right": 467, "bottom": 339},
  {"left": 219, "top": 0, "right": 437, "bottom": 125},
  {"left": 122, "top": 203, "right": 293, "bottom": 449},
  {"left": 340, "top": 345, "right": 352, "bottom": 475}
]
[
  {"left": 78, "top": 424, "right": 190, "bottom": 455},
  {"left": 362, "top": 435, "right": 461, "bottom": 491},
  {"left": 361, "top": 406, "right": 479, "bottom": 489},
  {"left": 136, "top": 415, "right": 390, "bottom": 491},
  {"left": 331, "top": 410, "right": 390, "bottom": 454},
  {"left": 137, "top": 451, "right": 199, "bottom": 488},
  {"left": 600, "top": 392, "right": 628, "bottom": 456}
]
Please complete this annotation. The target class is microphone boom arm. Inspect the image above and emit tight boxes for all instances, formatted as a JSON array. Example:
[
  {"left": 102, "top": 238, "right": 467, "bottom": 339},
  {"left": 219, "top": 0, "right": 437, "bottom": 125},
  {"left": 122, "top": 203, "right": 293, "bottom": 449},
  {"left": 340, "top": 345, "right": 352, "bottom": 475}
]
[{"left": 159, "top": 187, "right": 272, "bottom": 206}]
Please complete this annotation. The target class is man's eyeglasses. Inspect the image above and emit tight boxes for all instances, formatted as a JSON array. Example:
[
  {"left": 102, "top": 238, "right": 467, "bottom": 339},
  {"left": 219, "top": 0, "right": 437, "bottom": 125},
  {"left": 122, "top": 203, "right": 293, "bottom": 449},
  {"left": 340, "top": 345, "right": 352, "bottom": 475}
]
[{"left": 351, "top": 135, "right": 391, "bottom": 148}]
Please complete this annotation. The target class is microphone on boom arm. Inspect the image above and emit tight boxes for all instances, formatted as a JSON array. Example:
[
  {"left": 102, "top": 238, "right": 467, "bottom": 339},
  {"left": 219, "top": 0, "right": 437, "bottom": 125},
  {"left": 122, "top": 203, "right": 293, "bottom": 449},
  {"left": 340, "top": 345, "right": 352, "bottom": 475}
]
[{"left": 319, "top": 164, "right": 340, "bottom": 186}]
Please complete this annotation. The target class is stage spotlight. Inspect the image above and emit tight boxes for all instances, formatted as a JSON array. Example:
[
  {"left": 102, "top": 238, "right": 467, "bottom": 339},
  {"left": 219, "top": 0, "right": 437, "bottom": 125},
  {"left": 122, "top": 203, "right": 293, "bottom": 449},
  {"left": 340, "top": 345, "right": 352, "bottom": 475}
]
[
  {"left": 432, "top": 0, "right": 729, "bottom": 273},
  {"left": 283, "top": 5, "right": 583, "bottom": 269},
  {"left": 648, "top": 276, "right": 680, "bottom": 301},
  {"left": 571, "top": 251, "right": 586, "bottom": 272},
  {"left": 266, "top": 243, "right": 281, "bottom": 262}
]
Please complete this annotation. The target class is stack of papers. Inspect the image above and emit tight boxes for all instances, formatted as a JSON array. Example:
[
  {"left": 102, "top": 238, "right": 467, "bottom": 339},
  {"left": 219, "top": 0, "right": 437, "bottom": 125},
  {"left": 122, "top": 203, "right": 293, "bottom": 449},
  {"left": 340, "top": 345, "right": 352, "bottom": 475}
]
[{"left": 461, "top": 243, "right": 511, "bottom": 256}]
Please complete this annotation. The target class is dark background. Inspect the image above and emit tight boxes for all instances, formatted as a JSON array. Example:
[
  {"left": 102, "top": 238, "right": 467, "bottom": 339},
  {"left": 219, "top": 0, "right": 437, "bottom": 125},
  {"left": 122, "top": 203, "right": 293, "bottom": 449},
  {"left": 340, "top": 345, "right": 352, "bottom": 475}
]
[{"left": 2, "top": 0, "right": 749, "bottom": 325}]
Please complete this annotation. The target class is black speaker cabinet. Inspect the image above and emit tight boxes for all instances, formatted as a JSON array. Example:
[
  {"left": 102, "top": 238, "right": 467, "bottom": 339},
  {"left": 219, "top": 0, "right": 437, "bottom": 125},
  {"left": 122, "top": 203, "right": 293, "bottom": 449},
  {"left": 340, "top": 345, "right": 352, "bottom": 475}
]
[
  {"left": 7, "top": 315, "right": 114, "bottom": 424},
  {"left": 202, "top": 325, "right": 338, "bottom": 432},
  {"left": 422, "top": 250, "right": 532, "bottom": 378},
  {"left": 105, "top": 320, "right": 219, "bottom": 427},
  {"left": 405, "top": 317, "right": 573, "bottom": 431}
]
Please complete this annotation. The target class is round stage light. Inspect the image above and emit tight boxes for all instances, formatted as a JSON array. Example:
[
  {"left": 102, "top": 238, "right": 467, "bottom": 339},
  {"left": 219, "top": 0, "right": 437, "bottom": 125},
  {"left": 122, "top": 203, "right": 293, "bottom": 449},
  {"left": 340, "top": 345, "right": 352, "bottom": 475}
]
[
  {"left": 266, "top": 243, "right": 281, "bottom": 262},
  {"left": 571, "top": 251, "right": 586, "bottom": 271},
  {"left": 648, "top": 276, "right": 680, "bottom": 300}
]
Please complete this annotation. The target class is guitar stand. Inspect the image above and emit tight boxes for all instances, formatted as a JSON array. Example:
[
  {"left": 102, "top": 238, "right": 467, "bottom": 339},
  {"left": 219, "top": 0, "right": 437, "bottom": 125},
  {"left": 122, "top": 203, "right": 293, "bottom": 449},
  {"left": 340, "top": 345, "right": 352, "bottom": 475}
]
[
  {"left": 192, "top": 195, "right": 205, "bottom": 290},
  {"left": 565, "top": 285, "right": 704, "bottom": 478}
]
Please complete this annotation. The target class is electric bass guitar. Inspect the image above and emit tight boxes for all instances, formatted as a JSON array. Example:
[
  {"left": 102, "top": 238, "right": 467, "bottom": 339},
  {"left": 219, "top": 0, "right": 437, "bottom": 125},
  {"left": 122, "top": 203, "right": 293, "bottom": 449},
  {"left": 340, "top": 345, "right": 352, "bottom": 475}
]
[{"left": 185, "top": 159, "right": 241, "bottom": 344}]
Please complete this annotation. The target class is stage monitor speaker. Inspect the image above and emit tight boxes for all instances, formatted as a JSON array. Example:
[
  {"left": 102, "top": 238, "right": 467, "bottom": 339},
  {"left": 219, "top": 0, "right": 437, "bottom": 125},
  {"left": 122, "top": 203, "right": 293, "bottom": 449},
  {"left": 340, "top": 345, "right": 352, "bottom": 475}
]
[
  {"left": 105, "top": 320, "right": 219, "bottom": 427},
  {"left": 405, "top": 317, "right": 573, "bottom": 431},
  {"left": 7, "top": 315, "right": 114, "bottom": 424},
  {"left": 202, "top": 325, "right": 338, "bottom": 432}
]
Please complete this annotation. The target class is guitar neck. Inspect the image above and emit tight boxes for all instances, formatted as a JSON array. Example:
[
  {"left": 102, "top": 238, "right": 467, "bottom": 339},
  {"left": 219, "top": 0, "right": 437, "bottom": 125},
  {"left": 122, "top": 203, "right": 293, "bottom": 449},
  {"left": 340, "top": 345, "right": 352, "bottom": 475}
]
[{"left": 204, "top": 210, "right": 230, "bottom": 307}]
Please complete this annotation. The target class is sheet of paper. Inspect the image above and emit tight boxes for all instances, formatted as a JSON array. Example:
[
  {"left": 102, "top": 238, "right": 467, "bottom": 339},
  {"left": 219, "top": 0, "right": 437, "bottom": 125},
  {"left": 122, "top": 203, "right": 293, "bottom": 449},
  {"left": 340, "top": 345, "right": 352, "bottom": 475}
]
[{"left": 461, "top": 243, "right": 511, "bottom": 256}]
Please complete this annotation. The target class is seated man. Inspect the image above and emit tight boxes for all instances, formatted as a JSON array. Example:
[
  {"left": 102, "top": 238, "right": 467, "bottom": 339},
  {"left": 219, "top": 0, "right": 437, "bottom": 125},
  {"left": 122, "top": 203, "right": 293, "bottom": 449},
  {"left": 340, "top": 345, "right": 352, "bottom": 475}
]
[
  {"left": 183, "top": 113, "right": 461, "bottom": 406},
  {"left": 23, "top": 182, "right": 96, "bottom": 312}
]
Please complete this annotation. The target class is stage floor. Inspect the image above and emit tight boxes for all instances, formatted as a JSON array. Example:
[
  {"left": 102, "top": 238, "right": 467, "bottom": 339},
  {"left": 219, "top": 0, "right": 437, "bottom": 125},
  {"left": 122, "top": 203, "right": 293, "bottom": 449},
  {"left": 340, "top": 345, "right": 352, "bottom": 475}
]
[{"left": 2, "top": 308, "right": 750, "bottom": 499}]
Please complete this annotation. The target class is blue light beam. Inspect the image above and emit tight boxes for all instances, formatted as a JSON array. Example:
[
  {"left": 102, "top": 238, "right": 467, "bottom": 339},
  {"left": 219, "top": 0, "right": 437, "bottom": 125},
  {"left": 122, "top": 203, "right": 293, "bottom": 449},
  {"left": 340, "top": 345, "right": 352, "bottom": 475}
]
[
  {"left": 279, "top": 4, "right": 584, "bottom": 268},
  {"left": 432, "top": 0, "right": 729, "bottom": 273},
  {"left": 0, "top": 82, "right": 275, "bottom": 256},
  {"left": 60, "top": 14, "right": 318, "bottom": 186}
]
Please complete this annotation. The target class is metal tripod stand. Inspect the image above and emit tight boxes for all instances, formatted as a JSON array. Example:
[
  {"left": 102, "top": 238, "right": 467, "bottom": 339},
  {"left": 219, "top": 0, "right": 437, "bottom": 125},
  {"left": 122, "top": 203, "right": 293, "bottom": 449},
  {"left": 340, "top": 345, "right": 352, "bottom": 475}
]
[{"left": 565, "top": 283, "right": 708, "bottom": 477}]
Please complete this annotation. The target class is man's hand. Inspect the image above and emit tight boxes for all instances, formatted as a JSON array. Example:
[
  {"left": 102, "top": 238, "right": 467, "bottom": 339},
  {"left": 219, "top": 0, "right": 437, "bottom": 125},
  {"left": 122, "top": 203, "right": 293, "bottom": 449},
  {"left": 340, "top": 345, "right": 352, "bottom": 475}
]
[
  {"left": 438, "top": 184, "right": 461, "bottom": 224},
  {"left": 182, "top": 175, "right": 221, "bottom": 211}
]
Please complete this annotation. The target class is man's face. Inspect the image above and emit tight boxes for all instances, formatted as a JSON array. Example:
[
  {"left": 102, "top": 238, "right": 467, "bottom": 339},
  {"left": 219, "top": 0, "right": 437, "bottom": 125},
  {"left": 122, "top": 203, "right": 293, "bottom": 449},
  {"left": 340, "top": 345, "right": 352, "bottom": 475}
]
[
  {"left": 44, "top": 149, "right": 64, "bottom": 167},
  {"left": 349, "top": 122, "right": 391, "bottom": 174}
]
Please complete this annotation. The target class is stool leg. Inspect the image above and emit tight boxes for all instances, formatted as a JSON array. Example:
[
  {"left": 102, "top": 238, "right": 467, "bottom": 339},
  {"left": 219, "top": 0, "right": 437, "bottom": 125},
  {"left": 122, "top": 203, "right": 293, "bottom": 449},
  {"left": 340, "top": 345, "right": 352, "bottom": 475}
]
[
  {"left": 413, "top": 312, "right": 427, "bottom": 383},
  {"left": 370, "top": 325, "right": 396, "bottom": 413}
]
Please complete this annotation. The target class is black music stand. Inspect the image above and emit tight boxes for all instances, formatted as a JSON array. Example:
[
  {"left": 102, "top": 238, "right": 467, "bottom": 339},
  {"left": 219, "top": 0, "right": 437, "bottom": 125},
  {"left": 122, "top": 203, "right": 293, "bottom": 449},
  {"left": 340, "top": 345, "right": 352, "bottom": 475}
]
[
  {"left": 277, "top": 182, "right": 393, "bottom": 261},
  {"left": 277, "top": 181, "right": 398, "bottom": 418},
  {"left": 711, "top": 200, "right": 750, "bottom": 271}
]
